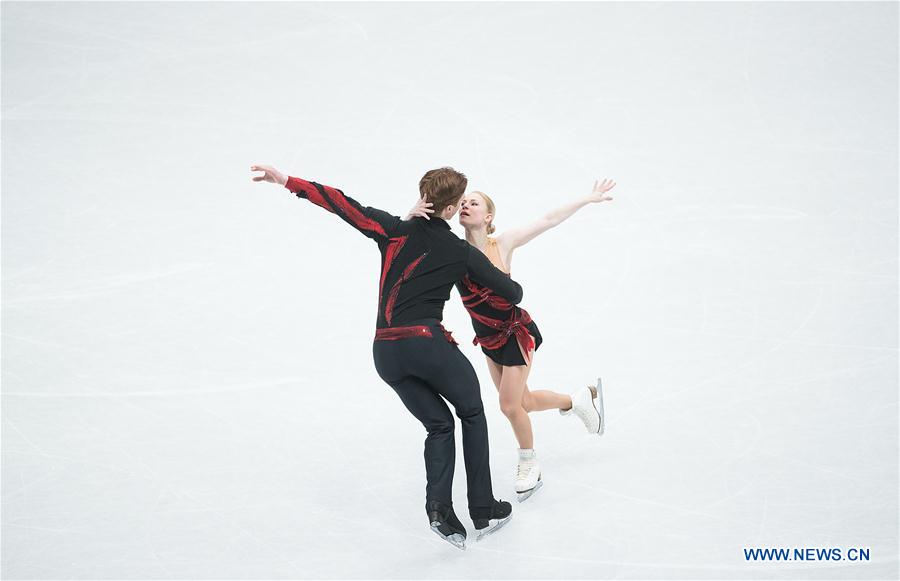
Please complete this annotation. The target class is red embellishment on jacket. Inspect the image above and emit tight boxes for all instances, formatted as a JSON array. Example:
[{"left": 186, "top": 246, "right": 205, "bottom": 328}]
[
  {"left": 384, "top": 252, "right": 427, "bottom": 326},
  {"left": 379, "top": 236, "right": 408, "bottom": 304},
  {"left": 374, "top": 323, "right": 458, "bottom": 345},
  {"left": 375, "top": 326, "right": 433, "bottom": 340},
  {"left": 440, "top": 325, "right": 459, "bottom": 345}
]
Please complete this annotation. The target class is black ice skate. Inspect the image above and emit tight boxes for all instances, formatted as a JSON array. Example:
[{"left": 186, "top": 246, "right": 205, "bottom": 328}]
[
  {"left": 426, "top": 500, "right": 467, "bottom": 550},
  {"left": 471, "top": 499, "right": 513, "bottom": 542}
]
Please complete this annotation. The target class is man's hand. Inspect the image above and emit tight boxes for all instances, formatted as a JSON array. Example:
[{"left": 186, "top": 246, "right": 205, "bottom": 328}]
[{"left": 250, "top": 164, "right": 288, "bottom": 186}]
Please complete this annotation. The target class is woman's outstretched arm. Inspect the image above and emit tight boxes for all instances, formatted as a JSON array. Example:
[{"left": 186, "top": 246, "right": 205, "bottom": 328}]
[{"left": 499, "top": 178, "right": 616, "bottom": 251}]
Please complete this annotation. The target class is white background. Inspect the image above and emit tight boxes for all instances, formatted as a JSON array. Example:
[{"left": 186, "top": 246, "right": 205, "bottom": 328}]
[{"left": 2, "top": 1, "right": 898, "bottom": 579}]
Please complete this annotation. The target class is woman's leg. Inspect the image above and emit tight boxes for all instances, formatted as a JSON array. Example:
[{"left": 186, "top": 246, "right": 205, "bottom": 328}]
[
  {"left": 511, "top": 337, "right": 573, "bottom": 413},
  {"left": 484, "top": 355, "right": 504, "bottom": 392},
  {"left": 522, "top": 386, "right": 573, "bottom": 413},
  {"left": 497, "top": 356, "right": 534, "bottom": 450}
]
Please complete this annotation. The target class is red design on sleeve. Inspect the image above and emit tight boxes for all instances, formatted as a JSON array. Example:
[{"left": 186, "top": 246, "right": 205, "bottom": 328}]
[
  {"left": 460, "top": 275, "right": 514, "bottom": 310},
  {"left": 285, "top": 176, "right": 334, "bottom": 213},
  {"left": 320, "top": 185, "right": 387, "bottom": 237},
  {"left": 460, "top": 276, "right": 534, "bottom": 357}
]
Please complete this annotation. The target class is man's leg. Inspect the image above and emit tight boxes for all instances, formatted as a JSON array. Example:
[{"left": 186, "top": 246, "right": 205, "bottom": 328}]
[
  {"left": 387, "top": 375, "right": 456, "bottom": 505},
  {"left": 428, "top": 340, "right": 494, "bottom": 512}
]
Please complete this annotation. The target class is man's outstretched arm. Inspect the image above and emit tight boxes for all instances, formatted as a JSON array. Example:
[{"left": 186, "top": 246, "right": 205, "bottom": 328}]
[{"left": 251, "top": 164, "right": 401, "bottom": 242}]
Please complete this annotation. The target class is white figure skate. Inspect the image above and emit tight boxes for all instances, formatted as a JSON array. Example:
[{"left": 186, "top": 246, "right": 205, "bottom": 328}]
[
  {"left": 560, "top": 377, "right": 605, "bottom": 435},
  {"left": 515, "top": 449, "right": 544, "bottom": 502}
]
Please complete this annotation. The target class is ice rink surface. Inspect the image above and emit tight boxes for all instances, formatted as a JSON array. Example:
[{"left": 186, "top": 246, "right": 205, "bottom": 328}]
[{"left": 2, "top": 2, "right": 898, "bottom": 579}]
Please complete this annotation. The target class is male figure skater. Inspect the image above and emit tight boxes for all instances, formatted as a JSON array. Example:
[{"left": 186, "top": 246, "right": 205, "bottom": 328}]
[{"left": 250, "top": 164, "right": 520, "bottom": 550}]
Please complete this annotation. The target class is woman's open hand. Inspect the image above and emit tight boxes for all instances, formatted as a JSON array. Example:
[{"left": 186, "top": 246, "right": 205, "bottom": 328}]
[
  {"left": 405, "top": 196, "right": 434, "bottom": 220},
  {"left": 587, "top": 178, "right": 616, "bottom": 203}
]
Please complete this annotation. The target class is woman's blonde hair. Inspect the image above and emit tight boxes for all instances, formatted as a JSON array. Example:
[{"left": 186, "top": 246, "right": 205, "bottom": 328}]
[{"left": 471, "top": 191, "right": 497, "bottom": 235}]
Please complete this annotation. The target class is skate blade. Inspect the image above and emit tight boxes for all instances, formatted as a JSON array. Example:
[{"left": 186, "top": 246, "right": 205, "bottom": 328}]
[
  {"left": 474, "top": 514, "right": 512, "bottom": 542},
  {"left": 593, "top": 377, "right": 606, "bottom": 436},
  {"left": 430, "top": 522, "right": 466, "bottom": 550},
  {"left": 516, "top": 479, "right": 544, "bottom": 503}
]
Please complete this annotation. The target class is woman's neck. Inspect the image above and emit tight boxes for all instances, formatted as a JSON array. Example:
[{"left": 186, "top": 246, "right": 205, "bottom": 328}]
[{"left": 465, "top": 227, "right": 490, "bottom": 249}]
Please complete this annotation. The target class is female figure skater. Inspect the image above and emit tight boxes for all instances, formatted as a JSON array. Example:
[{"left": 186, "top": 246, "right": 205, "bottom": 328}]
[{"left": 407, "top": 178, "right": 616, "bottom": 501}]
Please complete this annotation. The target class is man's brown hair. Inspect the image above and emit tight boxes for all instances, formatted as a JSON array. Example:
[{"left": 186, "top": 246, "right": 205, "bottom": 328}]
[{"left": 419, "top": 167, "right": 467, "bottom": 213}]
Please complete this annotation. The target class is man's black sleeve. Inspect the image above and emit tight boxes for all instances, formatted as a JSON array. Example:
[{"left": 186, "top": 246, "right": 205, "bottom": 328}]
[
  {"left": 464, "top": 245, "right": 524, "bottom": 304},
  {"left": 284, "top": 175, "right": 401, "bottom": 242}
]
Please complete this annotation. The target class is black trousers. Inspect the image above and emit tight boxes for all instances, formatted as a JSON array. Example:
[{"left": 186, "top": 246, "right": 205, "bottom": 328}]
[{"left": 372, "top": 320, "right": 494, "bottom": 512}]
